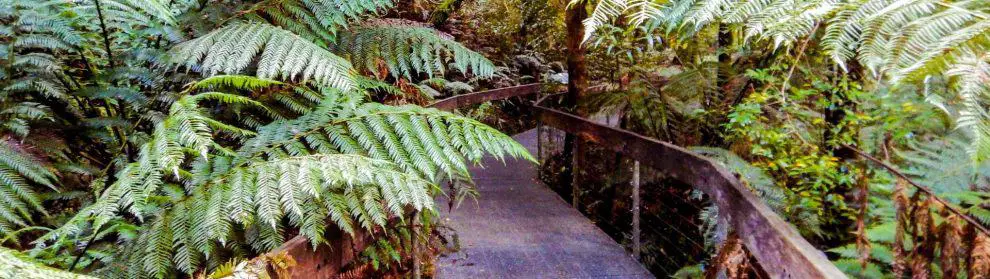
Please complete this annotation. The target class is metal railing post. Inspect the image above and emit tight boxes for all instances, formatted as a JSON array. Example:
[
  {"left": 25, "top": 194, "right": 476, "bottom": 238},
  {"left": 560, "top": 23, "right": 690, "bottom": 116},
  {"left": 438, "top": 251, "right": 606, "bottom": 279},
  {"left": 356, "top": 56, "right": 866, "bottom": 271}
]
[{"left": 631, "top": 160, "right": 641, "bottom": 260}]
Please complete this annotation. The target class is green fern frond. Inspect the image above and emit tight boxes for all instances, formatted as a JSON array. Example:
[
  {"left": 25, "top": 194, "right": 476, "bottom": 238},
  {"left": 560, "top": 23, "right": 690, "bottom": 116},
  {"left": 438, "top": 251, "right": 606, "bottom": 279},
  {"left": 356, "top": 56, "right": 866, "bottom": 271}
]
[
  {"left": 337, "top": 19, "right": 496, "bottom": 79},
  {"left": 0, "top": 141, "right": 56, "bottom": 243},
  {"left": 248, "top": 0, "right": 396, "bottom": 42},
  {"left": 75, "top": 0, "right": 176, "bottom": 27},
  {"left": 898, "top": 132, "right": 990, "bottom": 193},
  {"left": 356, "top": 76, "right": 405, "bottom": 96},
  {"left": 237, "top": 101, "right": 535, "bottom": 183},
  {"left": 187, "top": 75, "right": 286, "bottom": 92},
  {"left": 944, "top": 52, "right": 990, "bottom": 163},
  {"left": 1, "top": 247, "right": 99, "bottom": 279},
  {"left": 584, "top": 0, "right": 990, "bottom": 82},
  {"left": 167, "top": 22, "right": 357, "bottom": 91},
  {"left": 80, "top": 154, "right": 433, "bottom": 277},
  {"left": 831, "top": 258, "right": 885, "bottom": 278}
]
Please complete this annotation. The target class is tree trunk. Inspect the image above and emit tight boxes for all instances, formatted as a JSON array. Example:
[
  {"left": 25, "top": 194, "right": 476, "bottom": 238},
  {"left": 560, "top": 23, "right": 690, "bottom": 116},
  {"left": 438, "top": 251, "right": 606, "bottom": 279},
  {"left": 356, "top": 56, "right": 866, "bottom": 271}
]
[
  {"left": 563, "top": 0, "right": 588, "bottom": 208},
  {"left": 565, "top": 2, "right": 589, "bottom": 107}
]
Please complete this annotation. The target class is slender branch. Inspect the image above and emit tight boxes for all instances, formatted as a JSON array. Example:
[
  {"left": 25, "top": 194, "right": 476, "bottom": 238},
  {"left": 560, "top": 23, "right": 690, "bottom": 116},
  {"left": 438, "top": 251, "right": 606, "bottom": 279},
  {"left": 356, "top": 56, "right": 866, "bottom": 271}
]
[
  {"left": 841, "top": 144, "right": 990, "bottom": 237},
  {"left": 779, "top": 23, "right": 820, "bottom": 101},
  {"left": 68, "top": 225, "right": 103, "bottom": 271},
  {"left": 93, "top": 0, "right": 115, "bottom": 69}
]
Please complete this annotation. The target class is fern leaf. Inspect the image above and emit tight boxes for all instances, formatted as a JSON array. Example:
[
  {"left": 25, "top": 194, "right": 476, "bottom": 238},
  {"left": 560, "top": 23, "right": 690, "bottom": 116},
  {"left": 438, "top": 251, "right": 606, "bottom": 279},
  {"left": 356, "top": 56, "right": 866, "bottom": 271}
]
[
  {"left": 167, "top": 22, "right": 356, "bottom": 91},
  {"left": 337, "top": 19, "right": 495, "bottom": 79}
]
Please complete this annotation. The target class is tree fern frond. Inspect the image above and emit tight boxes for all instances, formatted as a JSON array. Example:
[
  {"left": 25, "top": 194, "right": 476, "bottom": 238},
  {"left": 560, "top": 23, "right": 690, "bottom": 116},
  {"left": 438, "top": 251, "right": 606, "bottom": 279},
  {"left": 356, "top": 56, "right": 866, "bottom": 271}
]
[
  {"left": 0, "top": 141, "right": 56, "bottom": 242},
  {"left": 0, "top": 247, "right": 99, "bottom": 279},
  {"left": 898, "top": 132, "right": 990, "bottom": 193},
  {"left": 187, "top": 75, "right": 286, "bottom": 92},
  {"left": 585, "top": 0, "right": 990, "bottom": 82},
  {"left": 584, "top": 0, "right": 633, "bottom": 42},
  {"left": 74, "top": 0, "right": 176, "bottom": 28},
  {"left": 92, "top": 154, "right": 431, "bottom": 277},
  {"left": 237, "top": 101, "right": 534, "bottom": 182},
  {"left": 944, "top": 52, "right": 990, "bottom": 163},
  {"left": 337, "top": 19, "right": 496, "bottom": 79},
  {"left": 250, "top": 0, "right": 396, "bottom": 41},
  {"left": 167, "top": 22, "right": 356, "bottom": 91}
]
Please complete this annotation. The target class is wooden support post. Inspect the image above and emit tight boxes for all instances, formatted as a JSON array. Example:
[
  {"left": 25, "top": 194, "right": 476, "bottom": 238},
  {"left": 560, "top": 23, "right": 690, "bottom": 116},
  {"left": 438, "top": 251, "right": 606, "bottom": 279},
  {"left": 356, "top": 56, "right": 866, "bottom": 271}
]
[{"left": 631, "top": 160, "right": 641, "bottom": 260}]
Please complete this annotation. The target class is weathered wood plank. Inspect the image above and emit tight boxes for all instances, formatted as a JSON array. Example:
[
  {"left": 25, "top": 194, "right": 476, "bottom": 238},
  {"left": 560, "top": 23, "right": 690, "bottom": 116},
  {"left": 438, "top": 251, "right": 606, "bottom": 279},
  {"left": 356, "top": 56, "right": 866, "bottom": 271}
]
[
  {"left": 437, "top": 129, "right": 653, "bottom": 278},
  {"left": 270, "top": 229, "right": 369, "bottom": 279},
  {"left": 531, "top": 100, "right": 846, "bottom": 278}
]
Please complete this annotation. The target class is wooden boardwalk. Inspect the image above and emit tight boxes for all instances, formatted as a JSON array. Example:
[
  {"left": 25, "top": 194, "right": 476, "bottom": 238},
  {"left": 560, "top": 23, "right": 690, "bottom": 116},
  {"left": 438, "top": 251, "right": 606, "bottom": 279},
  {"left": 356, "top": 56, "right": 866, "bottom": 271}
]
[{"left": 437, "top": 129, "right": 653, "bottom": 278}]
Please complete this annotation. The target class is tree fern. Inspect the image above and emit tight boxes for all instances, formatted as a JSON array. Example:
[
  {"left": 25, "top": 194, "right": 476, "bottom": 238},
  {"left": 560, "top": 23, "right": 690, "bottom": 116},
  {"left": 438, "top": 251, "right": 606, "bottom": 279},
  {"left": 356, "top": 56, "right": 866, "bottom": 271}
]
[
  {"left": 187, "top": 75, "right": 287, "bottom": 92},
  {"left": 38, "top": 87, "right": 532, "bottom": 277},
  {"left": 73, "top": 0, "right": 177, "bottom": 28},
  {"left": 943, "top": 52, "right": 990, "bottom": 163},
  {"left": 2, "top": 0, "right": 527, "bottom": 277},
  {"left": 0, "top": 0, "right": 82, "bottom": 103},
  {"left": 0, "top": 102, "right": 50, "bottom": 138},
  {"left": 128, "top": 154, "right": 431, "bottom": 276},
  {"left": 584, "top": 86, "right": 671, "bottom": 138},
  {"left": 830, "top": 132, "right": 990, "bottom": 277}
]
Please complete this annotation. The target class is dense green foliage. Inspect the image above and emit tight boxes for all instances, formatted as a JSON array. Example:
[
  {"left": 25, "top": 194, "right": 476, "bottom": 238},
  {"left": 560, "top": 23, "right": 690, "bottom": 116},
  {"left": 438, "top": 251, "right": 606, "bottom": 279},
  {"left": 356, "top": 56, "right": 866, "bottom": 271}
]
[
  {"left": 577, "top": 0, "right": 990, "bottom": 277},
  {"left": 4, "top": 0, "right": 990, "bottom": 277}
]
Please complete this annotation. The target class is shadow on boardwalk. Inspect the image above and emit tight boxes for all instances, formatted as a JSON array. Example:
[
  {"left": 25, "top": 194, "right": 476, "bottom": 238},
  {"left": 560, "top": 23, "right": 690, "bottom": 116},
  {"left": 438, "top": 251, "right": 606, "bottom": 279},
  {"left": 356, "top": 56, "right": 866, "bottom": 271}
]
[{"left": 437, "top": 129, "right": 654, "bottom": 279}]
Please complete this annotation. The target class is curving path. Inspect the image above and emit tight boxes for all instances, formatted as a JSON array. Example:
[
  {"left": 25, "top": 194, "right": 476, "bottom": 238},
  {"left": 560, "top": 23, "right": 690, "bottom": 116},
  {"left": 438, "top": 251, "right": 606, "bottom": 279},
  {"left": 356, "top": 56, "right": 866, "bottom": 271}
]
[{"left": 437, "top": 129, "right": 653, "bottom": 278}]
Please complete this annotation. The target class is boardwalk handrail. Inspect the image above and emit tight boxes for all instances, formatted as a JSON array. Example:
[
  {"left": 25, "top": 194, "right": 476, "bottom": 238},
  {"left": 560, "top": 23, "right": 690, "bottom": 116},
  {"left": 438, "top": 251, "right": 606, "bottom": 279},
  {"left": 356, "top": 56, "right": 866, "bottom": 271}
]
[
  {"left": 428, "top": 83, "right": 544, "bottom": 110},
  {"left": 531, "top": 95, "right": 846, "bottom": 278},
  {"left": 426, "top": 84, "right": 846, "bottom": 278}
]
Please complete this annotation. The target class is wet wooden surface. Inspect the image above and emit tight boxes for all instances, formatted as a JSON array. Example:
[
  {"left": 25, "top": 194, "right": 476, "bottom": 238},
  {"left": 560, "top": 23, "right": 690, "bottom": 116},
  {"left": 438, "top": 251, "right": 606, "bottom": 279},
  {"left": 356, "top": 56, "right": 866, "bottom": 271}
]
[{"left": 437, "top": 129, "right": 653, "bottom": 279}]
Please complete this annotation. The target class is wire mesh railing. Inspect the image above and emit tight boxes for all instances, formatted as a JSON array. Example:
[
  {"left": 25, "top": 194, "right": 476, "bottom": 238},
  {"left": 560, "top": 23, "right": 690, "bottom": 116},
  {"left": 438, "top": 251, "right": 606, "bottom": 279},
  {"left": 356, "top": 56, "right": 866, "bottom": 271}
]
[
  {"left": 537, "top": 124, "right": 710, "bottom": 275},
  {"left": 530, "top": 92, "right": 845, "bottom": 278}
]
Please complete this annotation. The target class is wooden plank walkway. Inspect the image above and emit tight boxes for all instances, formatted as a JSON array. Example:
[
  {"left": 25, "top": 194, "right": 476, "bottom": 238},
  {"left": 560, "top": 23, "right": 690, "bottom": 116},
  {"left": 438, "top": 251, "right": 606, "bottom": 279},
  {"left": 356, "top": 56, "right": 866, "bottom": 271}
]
[{"left": 437, "top": 129, "right": 653, "bottom": 278}]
